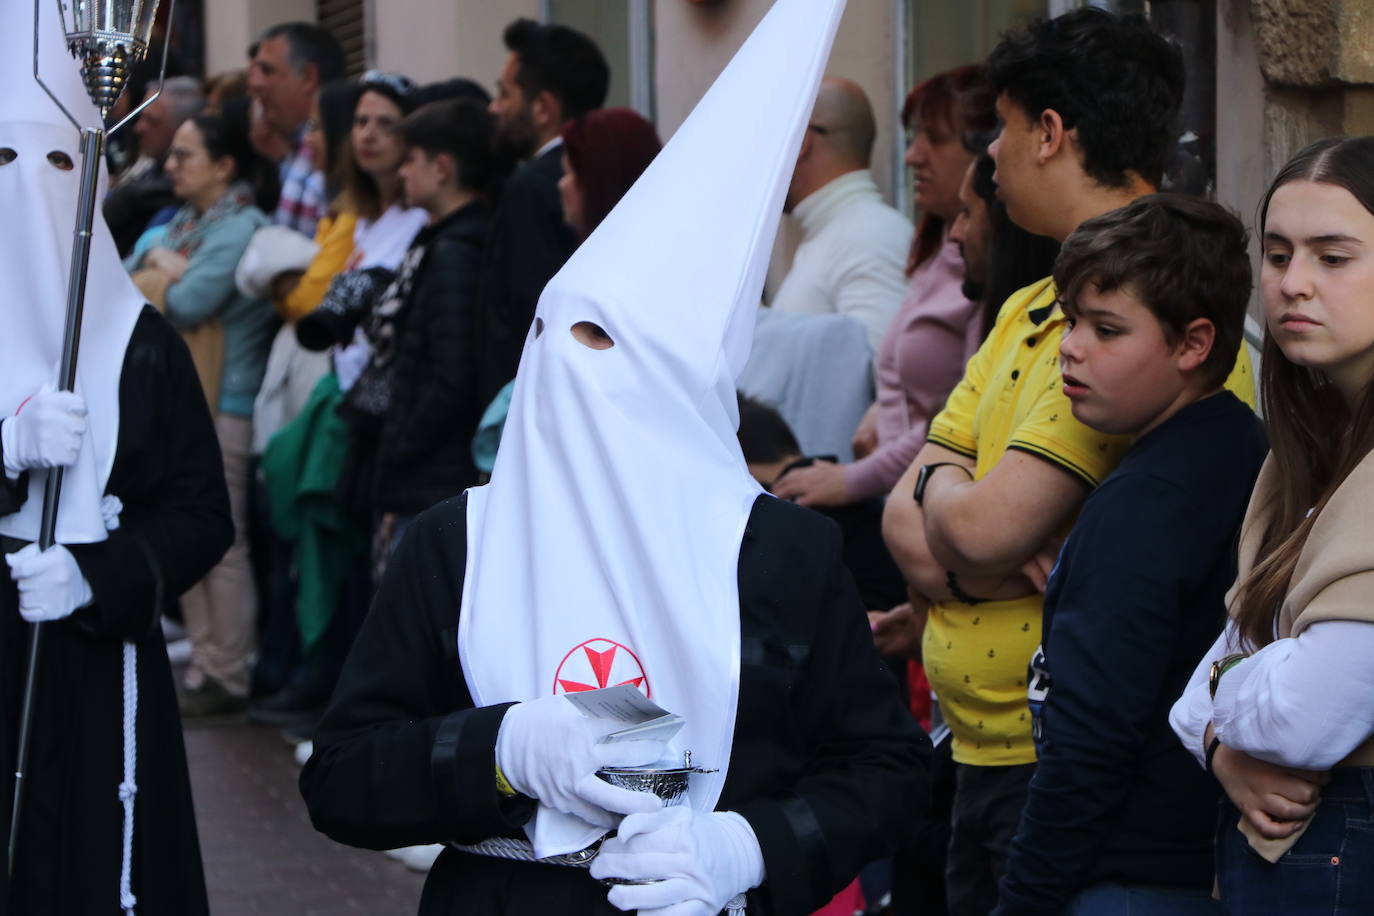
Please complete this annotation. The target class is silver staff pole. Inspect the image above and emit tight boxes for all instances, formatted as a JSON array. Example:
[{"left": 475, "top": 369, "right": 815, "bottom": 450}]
[{"left": 9, "top": 0, "right": 174, "bottom": 878}]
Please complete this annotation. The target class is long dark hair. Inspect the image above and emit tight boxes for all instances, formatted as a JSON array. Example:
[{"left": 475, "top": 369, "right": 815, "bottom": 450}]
[
  {"left": 318, "top": 81, "right": 361, "bottom": 201},
  {"left": 902, "top": 64, "right": 995, "bottom": 275},
  {"left": 1234, "top": 136, "right": 1374, "bottom": 648},
  {"left": 968, "top": 150, "right": 1060, "bottom": 339},
  {"left": 191, "top": 100, "right": 280, "bottom": 212}
]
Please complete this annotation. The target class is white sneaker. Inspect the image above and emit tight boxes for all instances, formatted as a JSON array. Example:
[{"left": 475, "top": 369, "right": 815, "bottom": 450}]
[{"left": 392, "top": 844, "right": 443, "bottom": 872}]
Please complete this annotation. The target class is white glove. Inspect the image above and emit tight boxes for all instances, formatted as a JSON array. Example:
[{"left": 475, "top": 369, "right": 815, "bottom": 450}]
[
  {"left": 591, "top": 807, "right": 766, "bottom": 915},
  {"left": 2, "top": 385, "right": 88, "bottom": 477},
  {"left": 5, "top": 543, "right": 93, "bottom": 622},
  {"left": 495, "top": 694, "right": 666, "bottom": 828}
]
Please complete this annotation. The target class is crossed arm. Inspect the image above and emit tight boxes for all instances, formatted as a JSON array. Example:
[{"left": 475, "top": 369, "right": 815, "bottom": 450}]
[{"left": 882, "top": 441, "right": 1087, "bottom": 604}]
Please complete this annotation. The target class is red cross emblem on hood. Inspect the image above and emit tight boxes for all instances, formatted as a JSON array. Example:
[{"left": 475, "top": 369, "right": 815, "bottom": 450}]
[{"left": 553, "top": 638, "right": 650, "bottom": 697}]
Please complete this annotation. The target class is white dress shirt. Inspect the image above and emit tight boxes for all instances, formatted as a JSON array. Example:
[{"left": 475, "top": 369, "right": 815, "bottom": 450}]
[
  {"left": 769, "top": 170, "right": 912, "bottom": 351},
  {"left": 1170, "top": 617, "right": 1374, "bottom": 769}
]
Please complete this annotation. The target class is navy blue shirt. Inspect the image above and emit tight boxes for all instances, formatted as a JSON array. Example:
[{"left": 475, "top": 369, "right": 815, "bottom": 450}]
[{"left": 994, "top": 392, "right": 1266, "bottom": 915}]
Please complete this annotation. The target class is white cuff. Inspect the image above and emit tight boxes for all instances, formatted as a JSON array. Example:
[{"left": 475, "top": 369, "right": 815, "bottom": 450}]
[
  {"left": 718, "top": 810, "right": 766, "bottom": 891},
  {"left": 1, "top": 419, "right": 21, "bottom": 481},
  {"left": 1168, "top": 680, "right": 1213, "bottom": 769}
]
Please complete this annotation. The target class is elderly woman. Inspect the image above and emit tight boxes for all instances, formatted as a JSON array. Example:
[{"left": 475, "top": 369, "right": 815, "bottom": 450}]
[{"left": 126, "top": 102, "right": 277, "bottom": 715}]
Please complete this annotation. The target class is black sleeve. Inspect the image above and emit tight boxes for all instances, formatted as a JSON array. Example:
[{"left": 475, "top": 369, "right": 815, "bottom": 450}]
[
  {"left": 0, "top": 425, "right": 28, "bottom": 517},
  {"left": 299, "top": 497, "right": 535, "bottom": 851},
  {"left": 66, "top": 314, "right": 232, "bottom": 641},
  {"left": 741, "top": 524, "right": 932, "bottom": 916},
  {"left": 993, "top": 477, "right": 1205, "bottom": 916},
  {"left": 380, "top": 237, "right": 482, "bottom": 470}
]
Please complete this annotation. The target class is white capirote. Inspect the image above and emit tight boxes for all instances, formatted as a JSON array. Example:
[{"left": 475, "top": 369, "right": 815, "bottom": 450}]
[
  {"left": 0, "top": 0, "right": 145, "bottom": 545},
  {"left": 459, "top": 0, "right": 848, "bottom": 860}
]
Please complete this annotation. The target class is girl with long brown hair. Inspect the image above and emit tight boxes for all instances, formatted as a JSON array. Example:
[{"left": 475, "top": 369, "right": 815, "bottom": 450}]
[{"left": 1170, "top": 135, "right": 1374, "bottom": 912}]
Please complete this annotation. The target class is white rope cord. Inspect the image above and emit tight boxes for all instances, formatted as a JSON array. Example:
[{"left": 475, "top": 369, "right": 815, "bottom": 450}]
[
  {"left": 119, "top": 640, "right": 138, "bottom": 914},
  {"left": 101, "top": 496, "right": 137, "bottom": 915}
]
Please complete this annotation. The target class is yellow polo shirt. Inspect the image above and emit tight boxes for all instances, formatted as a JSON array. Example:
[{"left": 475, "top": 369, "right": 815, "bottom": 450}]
[{"left": 923, "top": 277, "right": 1255, "bottom": 766}]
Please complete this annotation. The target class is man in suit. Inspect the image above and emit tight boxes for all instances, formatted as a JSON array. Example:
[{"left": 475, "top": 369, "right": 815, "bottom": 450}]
[{"left": 479, "top": 18, "right": 609, "bottom": 405}]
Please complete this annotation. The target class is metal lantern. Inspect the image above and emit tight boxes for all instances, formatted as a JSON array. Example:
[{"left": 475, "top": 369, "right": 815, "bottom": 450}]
[{"left": 56, "top": 0, "right": 163, "bottom": 117}]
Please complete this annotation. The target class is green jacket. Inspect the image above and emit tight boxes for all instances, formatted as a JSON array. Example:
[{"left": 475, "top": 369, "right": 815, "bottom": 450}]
[{"left": 262, "top": 374, "right": 367, "bottom": 650}]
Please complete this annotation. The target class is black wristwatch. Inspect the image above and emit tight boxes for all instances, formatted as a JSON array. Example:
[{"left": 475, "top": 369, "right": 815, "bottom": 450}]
[
  {"left": 946, "top": 570, "right": 991, "bottom": 606},
  {"left": 1205, "top": 735, "right": 1223, "bottom": 774},
  {"left": 914, "top": 462, "right": 973, "bottom": 506},
  {"left": 1208, "top": 653, "right": 1248, "bottom": 699}
]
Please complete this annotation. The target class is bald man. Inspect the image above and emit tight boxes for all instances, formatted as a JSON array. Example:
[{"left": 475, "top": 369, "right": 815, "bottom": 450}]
[{"left": 768, "top": 76, "right": 911, "bottom": 350}]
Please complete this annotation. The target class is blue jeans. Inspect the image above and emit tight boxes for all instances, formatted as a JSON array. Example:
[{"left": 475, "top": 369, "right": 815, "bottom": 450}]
[
  {"left": 1217, "top": 767, "right": 1374, "bottom": 915},
  {"left": 1062, "top": 883, "right": 1219, "bottom": 915}
]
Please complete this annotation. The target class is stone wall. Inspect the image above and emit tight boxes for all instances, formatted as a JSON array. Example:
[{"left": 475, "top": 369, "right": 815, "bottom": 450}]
[{"left": 1215, "top": 0, "right": 1374, "bottom": 330}]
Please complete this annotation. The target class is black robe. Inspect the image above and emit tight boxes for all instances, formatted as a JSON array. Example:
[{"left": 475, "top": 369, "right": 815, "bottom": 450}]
[
  {"left": 301, "top": 492, "right": 931, "bottom": 915},
  {"left": 0, "top": 307, "right": 232, "bottom": 915}
]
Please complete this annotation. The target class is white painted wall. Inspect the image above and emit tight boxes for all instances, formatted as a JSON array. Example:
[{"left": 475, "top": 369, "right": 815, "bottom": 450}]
[
  {"left": 372, "top": 0, "right": 540, "bottom": 86},
  {"left": 204, "top": 0, "right": 315, "bottom": 77}
]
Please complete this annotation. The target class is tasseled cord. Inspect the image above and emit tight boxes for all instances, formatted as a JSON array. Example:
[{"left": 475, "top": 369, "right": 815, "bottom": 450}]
[
  {"left": 119, "top": 640, "right": 138, "bottom": 913},
  {"left": 102, "top": 496, "right": 138, "bottom": 915}
]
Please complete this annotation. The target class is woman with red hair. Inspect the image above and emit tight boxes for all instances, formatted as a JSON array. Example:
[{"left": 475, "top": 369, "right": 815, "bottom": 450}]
[{"left": 558, "top": 108, "right": 662, "bottom": 240}]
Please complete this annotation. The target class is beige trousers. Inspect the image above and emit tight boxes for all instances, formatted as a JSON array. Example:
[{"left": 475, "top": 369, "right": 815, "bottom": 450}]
[{"left": 181, "top": 413, "right": 257, "bottom": 697}]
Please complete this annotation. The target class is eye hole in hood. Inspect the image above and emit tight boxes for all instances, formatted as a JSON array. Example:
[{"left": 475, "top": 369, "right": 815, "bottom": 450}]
[
  {"left": 0, "top": 148, "right": 15, "bottom": 165},
  {"left": 46, "top": 150, "right": 74, "bottom": 171},
  {"left": 571, "top": 321, "right": 615, "bottom": 350}
]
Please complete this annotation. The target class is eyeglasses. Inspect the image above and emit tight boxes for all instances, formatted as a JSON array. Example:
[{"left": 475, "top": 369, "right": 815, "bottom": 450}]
[{"left": 360, "top": 70, "right": 416, "bottom": 98}]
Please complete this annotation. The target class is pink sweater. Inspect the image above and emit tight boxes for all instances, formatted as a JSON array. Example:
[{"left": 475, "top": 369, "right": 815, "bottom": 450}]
[{"left": 843, "top": 236, "right": 981, "bottom": 501}]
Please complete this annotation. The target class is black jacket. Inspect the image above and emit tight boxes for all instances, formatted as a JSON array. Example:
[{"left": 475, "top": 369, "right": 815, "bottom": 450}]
[
  {"left": 1, "top": 307, "right": 231, "bottom": 915},
  {"left": 373, "top": 201, "right": 490, "bottom": 515},
  {"left": 476, "top": 145, "right": 577, "bottom": 406},
  {"left": 301, "top": 492, "right": 931, "bottom": 915}
]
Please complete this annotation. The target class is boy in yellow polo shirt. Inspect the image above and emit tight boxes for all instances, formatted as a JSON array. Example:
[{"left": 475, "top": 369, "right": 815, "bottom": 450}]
[{"left": 882, "top": 9, "right": 1254, "bottom": 916}]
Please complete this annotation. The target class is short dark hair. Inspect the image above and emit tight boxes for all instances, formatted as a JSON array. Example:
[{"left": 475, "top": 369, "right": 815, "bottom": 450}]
[
  {"left": 399, "top": 99, "right": 496, "bottom": 193},
  {"left": 260, "top": 22, "right": 346, "bottom": 84},
  {"left": 1053, "top": 193, "right": 1250, "bottom": 391},
  {"left": 736, "top": 395, "right": 800, "bottom": 465},
  {"left": 415, "top": 78, "right": 491, "bottom": 109},
  {"left": 503, "top": 18, "right": 609, "bottom": 121},
  {"left": 988, "top": 7, "right": 1184, "bottom": 189}
]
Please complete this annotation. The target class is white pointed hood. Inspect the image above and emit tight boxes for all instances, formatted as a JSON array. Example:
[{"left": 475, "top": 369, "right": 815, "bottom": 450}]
[
  {"left": 0, "top": 0, "right": 145, "bottom": 544},
  {"left": 459, "top": 0, "right": 847, "bottom": 858}
]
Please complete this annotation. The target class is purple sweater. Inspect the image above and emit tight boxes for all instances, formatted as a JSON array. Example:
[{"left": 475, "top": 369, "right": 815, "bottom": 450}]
[{"left": 843, "top": 236, "right": 981, "bottom": 501}]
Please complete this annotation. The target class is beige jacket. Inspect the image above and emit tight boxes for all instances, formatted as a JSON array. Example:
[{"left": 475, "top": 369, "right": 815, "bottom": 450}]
[{"left": 1224, "top": 448, "right": 1374, "bottom": 861}]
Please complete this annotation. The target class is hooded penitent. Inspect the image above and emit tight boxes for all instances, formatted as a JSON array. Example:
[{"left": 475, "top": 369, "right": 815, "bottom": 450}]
[
  {"left": 459, "top": 0, "right": 847, "bottom": 858},
  {"left": 0, "top": 0, "right": 145, "bottom": 545}
]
